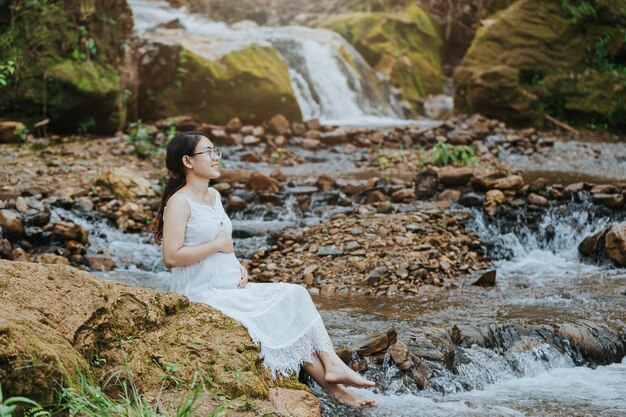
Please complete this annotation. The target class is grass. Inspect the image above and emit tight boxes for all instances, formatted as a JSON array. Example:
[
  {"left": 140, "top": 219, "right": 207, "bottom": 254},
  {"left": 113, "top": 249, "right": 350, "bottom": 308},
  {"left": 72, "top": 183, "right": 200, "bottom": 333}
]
[
  {"left": 60, "top": 365, "right": 203, "bottom": 417},
  {"left": 0, "top": 384, "right": 49, "bottom": 417}
]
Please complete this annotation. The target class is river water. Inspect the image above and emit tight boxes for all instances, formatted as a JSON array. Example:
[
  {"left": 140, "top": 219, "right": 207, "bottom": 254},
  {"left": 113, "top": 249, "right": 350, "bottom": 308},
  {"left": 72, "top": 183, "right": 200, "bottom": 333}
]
[{"left": 51, "top": 137, "right": 626, "bottom": 416}]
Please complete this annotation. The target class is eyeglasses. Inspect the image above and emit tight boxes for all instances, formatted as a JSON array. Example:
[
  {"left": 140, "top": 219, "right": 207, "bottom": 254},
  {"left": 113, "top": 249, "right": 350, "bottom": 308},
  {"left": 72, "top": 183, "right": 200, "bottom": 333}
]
[{"left": 191, "top": 146, "right": 222, "bottom": 160}]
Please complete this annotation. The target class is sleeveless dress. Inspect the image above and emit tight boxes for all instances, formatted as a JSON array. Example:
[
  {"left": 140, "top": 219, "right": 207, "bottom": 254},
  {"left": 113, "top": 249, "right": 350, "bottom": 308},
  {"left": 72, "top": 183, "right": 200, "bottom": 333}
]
[{"left": 169, "top": 188, "right": 334, "bottom": 377}]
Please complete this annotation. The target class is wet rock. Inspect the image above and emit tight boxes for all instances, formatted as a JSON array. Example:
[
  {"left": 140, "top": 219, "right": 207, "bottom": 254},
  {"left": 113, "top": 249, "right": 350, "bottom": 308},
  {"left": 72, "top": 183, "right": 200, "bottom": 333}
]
[
  {"left": 0, "top": 209, "right": 24, "bottom": 236},
  {"left": 268, "top": 114, "right": 291, "bottom": 135},
  {"left": 492, "top": 175, "right": 524, "bottom": 191},
  {"left": 414, "top": 167, "right": 438, "bottom": 199},
  {"left": 390, "top": 188, "right": 414, "bottom": 203},
  {"left": 34, "top": 253, "right": 70, "bottom": 265},
  {"left": 605, "top": 223, "right": 626, "bottom": 267},
  {"left": 52, "top": 221, "right": 89, "bottom": 244},
  {"left": 565, "top": 182, "right": 585, "bottom": 195},
  {"left": 354, "top": 327, "right": 398, "bottom": 356},
  {"left": 374, "top": 201, "right": 394, "bottom": 214},
  {"left": 438, "top": 189, "right": 461, "bottom": 202},
  {"left": 301, "top": 138, "right": 321, "bottom": 150},
  {"left": 389, "top": 340, "right": 410, "bottom": 365},
  {"left": 471, "top": 270, "right": 496, "bottom": 287},
  {"left": 227, "top": 195, "right": 247, "bottom": 211},
  {"left": 305, "top": 119, "right": 321, "bottom": 130},
  {"left": 459, "top": 192, "right": 483, "bottom": 207},
  {"left": 590, "top": 184, "right": 620, "bottom": 195},
  {"left": 87, "top": 255, "right": 116, "bottom": 271},
  {"left": 335, "top": 345, "right": 352, "bottom": 364},
  {"left": 291, "top": 122, "right": 306, "bottom": 136},
  {"left": 9, "top": 248, "right": 29, "bottom": 261},
  {"left": 528, "top": 178, "right": 547, "bottom": 193},
  {"left": 407, "top": 328, "right": 456, "bottom": 369},
  {"left": 484, "top": 189, "right": 505, "bottom": 215},
  {"left": 246, "top": 172, "right": 281, "bottom": 193},
  {"left": 96, "top": 168, "right": 155, "bottom": 199},
  {"left": 319, "top": 130, "right": 348, "bottom": 145},
  {"left": 438, "top": 167, "right": 473, "bottom": 187},
  {"left": 368, "top": 266, "right": 388, "bottom": 285},
  {"left": 592, "top": 193, "right": 624, "bottom": 209},
  {"left": 527, "top": 193, "right": 548, "bottom": 206},
  {"left": 243, "top": 135, "right": 261, "bottom": 146},
  {"left": 317, "top": 246, "right": 343, "bottom": 257}
]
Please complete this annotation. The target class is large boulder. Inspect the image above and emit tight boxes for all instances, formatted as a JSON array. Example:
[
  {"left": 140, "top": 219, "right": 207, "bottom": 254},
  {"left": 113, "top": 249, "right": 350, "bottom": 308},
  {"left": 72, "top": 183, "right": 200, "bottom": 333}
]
[
  {"left": 453, "top": 0, "right": 626, "bottom": 131},
  {"left": 319, "top": 3, "right": 446, "bottom": 107},
  {"left": 139, "top": 44, "right": 302, "bottom": 124},
  {"left": 0, "top": 0, "right": 136, "bottom": 133},
  {"left": 0, "top": 260, "right": 317, "bottom": 415}
]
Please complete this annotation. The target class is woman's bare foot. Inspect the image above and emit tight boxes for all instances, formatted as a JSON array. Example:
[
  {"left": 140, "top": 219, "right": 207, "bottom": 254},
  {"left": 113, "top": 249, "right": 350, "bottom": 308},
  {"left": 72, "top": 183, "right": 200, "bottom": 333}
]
[
  {"left": 324, "top": 361, "right": 376, "bottom": 389},
  {"left": 326, "top": 383, "right": 378, "bottom": 408}
]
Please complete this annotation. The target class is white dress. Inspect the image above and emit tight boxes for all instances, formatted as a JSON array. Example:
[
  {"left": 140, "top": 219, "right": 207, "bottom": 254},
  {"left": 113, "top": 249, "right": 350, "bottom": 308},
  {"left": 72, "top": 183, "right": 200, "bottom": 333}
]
[{"left": 170, "top": 188, "right": 333, "bottom": 377}]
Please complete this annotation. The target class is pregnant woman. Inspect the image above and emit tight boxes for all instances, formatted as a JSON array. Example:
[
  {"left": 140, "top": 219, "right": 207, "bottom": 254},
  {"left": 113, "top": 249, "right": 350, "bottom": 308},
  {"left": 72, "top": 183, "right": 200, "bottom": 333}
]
[{"left": 152, "top": 131, "right": 377, "bottom": 409}]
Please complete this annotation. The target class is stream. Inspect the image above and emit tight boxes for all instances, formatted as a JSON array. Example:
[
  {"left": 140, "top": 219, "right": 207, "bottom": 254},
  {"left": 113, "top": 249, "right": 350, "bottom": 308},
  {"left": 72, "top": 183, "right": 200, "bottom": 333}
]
[{"left": 50, "top": 136, "right": 626, "bottom": 416}]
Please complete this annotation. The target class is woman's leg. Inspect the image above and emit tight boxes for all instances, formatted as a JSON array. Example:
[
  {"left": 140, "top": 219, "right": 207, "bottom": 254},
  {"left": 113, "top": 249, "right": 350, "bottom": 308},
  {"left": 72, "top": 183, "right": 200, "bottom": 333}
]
[
  {"left": 302, "top": 353, "right": 378, "bottom": 408},
  {"left": 317, "top": 350, "right": 376, "bottom": 388}
]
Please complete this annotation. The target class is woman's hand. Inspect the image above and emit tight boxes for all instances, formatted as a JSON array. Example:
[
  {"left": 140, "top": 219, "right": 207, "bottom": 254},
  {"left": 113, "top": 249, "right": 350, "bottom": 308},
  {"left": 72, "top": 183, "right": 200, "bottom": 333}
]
[
  {"left": 214, "top": 231, "right": 234, "bottom": 253},
  {"left": 238, "top": 264, "right": 249, "bottom": 288}
]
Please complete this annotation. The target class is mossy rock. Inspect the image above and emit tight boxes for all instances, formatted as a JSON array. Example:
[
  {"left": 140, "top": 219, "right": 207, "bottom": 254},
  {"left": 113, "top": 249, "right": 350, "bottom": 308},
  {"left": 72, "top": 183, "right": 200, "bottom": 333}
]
[
  {"left": 453, "top": 0, "right": 626, "bottom": 131},
  {"left": 0, "top": 260, "right": 310, "bottom": 413},
  {"left": 140, "top": 45, "right": 302, "bottom": 125},
  {"left": 319, "top": 3, "right": 446, "bottom": 106},
  {"left": 0, "top": 0, "right": 134, "bottom": 133}
]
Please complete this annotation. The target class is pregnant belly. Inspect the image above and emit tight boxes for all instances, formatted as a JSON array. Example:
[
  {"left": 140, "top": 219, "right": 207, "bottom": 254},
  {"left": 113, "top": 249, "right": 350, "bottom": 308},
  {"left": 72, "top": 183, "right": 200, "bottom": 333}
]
[{"left": 210, "top": 252, "right": 241, "bottom": 289}]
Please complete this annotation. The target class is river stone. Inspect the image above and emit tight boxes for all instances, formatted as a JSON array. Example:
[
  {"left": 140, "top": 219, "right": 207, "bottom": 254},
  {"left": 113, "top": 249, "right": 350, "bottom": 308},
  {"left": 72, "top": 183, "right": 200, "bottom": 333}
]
[
  {"left": 246, "top": 172, "right": 281, "bottom": 193},
  {"left": 305, "top": 119, "right": 321, "bottom": 130},
  {"left": 577, "top": 227, "right": 609, "bottom": 258},
  {"left": 353, "top": 327, "right": 398, "bottom": 356},
  {"left": 527, "top": 193, "right": 548, "bottom": 206},
  {"left": 389, "top": 340, "right": 410, "bottom": 365},
  {"left": 565, "top": 182, "right": 585, "bottom": 195},
  {"left": 459, "top": 192, "right": 483, "bottom": 207},
  {"left": 226, "top": 117, "right": 242, "bottom": 132},
  {"left": 269, "top": 388, "right": 321, "bottom": 417},
  {"left": 268, "top": 114, "right": 290, "bottom": 135},
  {"left": 227, "top": 195, "right": 247, "bottom": 210},
  {"left": 52, "top": 221, "right": 89, "bottom": 244},
  {"left": 590, "top": 184, "right": 620, "bottom": 195},
  {"left": 605, "top": 223, "right": 626, "bottom": 267},
  {"left": 484, "top": 189, "right": 506, "bottom": 215},
  {"left": 492, "top": 175, "right": 524, "bottom": 190},
  {"left": 317, "top": 246, "right": 343, "bottom": 256},
  {"left": 438, "top": 167, "right": 473, "bottom": 187},
  {"left": 319, "top": 130, "right": 348, "bottom": 145},
  {"left": 391, "top": 188, "right": 414, "bottom": 203},
  {"left": 0, "top": 209, "right": 24, "bottom": 236},
  {"left": 291, "top": 122, "right": 306, "bottom": 136},
  {"left": 438, "top": 189, "right": 461, "bottom": 202},
  {"left": 414, "top": 167, "right": 438, "bottom": 199},
  {"left": 35, "top": 253, "right": 70, "bottom": 265},
  {"left": 96, "top": 167, "right": 155, "bottom": 199},
  {"left": 528, "top": 178, "right": 547, "bottom": 193},
  {"left": 301, "top": 138, "right": 321, "bottom": 150},
  {"left": 592, "top": 193, "right": 624, "bottom": 209},
  {"left": 87, "top": 255, "right": 116, "bottom": 271}
]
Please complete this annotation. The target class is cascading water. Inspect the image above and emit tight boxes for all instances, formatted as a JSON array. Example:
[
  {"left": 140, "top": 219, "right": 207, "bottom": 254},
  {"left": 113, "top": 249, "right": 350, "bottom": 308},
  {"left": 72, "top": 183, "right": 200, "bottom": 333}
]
[{"left": 128, "top": 0, "right": 407, "bottom": 125}]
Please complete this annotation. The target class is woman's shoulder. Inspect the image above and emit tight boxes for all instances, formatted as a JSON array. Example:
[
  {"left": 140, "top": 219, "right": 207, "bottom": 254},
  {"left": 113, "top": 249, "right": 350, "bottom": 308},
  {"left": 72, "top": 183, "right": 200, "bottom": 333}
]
[{"left": 165, "top": 191, "right": 191, "bottom": 215}]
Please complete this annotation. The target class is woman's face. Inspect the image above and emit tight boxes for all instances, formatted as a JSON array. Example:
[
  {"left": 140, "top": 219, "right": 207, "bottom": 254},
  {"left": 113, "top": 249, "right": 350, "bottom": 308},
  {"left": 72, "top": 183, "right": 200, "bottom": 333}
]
[{"left": 187, "top": 136, "right": 221, "bottom": 180}]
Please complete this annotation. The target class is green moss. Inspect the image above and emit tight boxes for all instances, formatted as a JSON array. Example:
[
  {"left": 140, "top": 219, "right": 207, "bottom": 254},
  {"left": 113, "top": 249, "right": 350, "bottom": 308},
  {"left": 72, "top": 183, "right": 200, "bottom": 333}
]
[
  {"left": 454, "top": 0, "right": 626, "bottom": 132},
  {"left": 148, "top": 46, "right": 301, "bottom": 124},
  {"left": 319, "top": 4, "right": 446, "bottom": 107}
]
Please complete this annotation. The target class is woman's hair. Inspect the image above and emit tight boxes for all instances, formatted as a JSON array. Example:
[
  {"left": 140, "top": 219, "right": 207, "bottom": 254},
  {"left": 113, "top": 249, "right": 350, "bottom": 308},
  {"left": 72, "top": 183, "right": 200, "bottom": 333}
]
[{"left": 152, "top": 131, "right": 208, "bottom": 244}]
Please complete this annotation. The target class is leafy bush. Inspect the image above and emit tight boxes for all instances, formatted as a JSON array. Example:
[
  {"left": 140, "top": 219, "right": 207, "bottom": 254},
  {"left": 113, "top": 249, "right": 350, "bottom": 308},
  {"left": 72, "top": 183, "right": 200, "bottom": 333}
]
[
  {"left": 0, "top": 384, "right": 49, "bottom": 417},
  {"left": 561, "top": 0, "right": 596, "bottom": 23},
  {"left": 418, "top": 141, "right": 479, "bottom": 167}
]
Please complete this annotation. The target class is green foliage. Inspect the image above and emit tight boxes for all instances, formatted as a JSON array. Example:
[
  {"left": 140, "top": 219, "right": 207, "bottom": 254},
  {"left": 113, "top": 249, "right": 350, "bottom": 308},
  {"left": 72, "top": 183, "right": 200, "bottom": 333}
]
[
  {"left": 0, "top": 384, "right": 49, "bottom": 417},
  {"left": 561, "top": 0, "right": 597, "bottom": 23},
  {"left": 373, "top": 143, "right": 389, "bottom": 176},
  {"left": 418, "top": 141, "right": 479, "bottom": 167},
  {"left": 61, "top": 367, "right": 201, "bottom": 417},
  {"left": 592, "top": 30, "right": 626, "bottom": 74},
  {"left": 0, "top": 60, "right": 15, "bottom": 87},
  {"left": 175, "top": 51, "right": 189, "bottom": 88},
  {"left": 126, "top": 120, "right": 155, "bottom": 158},
  {"left": 163, "top": 118, "right": 179, "bottom": 141},
  {"left": 15, "top": 124, "right": 29, "bottom": 141},
  {"left": 77, "top": 118, "right": 96, "bottom": 134}
]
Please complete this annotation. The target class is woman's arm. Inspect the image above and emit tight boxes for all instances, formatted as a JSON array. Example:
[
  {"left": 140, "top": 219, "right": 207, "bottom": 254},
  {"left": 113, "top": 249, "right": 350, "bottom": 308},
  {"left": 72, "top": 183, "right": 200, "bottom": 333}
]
[{"left": 162, "top": 194, "right": 233, "bottom": 268}]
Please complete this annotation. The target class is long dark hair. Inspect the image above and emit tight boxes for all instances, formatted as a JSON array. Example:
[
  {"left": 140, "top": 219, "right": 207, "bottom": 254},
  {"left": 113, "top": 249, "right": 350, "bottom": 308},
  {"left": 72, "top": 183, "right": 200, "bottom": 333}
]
[{"left": 152, "top": 131, "right": 208, "bottom": 244}]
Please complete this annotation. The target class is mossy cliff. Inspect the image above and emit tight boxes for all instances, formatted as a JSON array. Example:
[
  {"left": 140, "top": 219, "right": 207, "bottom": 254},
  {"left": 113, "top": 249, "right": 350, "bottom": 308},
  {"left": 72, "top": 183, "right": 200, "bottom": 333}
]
[
  {"left": 0, "top": 0, "right": 135, "bottom": 133},
  {"left": 139, "top": 45, "right": 302, "bottom": 125},
  {"left": 319, "top": 3, "right": 447, "bottom": 107},
  {"left": 0, "top": 260, "right": 318, "bottom": 416},
  {"left": 453, "top": 0, "right": 626, "bottom": 131}
]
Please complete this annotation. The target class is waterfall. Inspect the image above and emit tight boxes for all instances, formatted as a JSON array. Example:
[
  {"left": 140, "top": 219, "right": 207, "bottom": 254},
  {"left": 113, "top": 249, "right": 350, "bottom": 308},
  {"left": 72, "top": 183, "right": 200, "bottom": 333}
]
[{"left": 128, "top": 0, "right": 406, "bottom": 125}]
